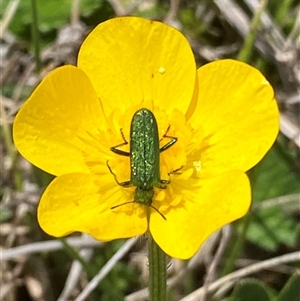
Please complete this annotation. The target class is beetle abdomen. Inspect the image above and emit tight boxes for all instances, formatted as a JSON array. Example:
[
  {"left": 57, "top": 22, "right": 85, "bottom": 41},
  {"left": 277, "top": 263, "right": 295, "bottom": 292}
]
[{"left": 130, "top": 109, "right": 160, "bottom": 189}]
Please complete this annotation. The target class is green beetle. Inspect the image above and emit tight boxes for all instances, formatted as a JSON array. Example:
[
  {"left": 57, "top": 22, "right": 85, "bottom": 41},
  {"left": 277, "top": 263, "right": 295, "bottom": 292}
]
[{"left": 107, "top": 108, "right": 178, "bottom": 219}]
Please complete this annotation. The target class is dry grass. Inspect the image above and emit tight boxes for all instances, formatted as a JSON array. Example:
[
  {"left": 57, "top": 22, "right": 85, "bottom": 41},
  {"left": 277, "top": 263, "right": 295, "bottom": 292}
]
[{"left": 1, "top": 0, "right": 299, "bottom": 300}]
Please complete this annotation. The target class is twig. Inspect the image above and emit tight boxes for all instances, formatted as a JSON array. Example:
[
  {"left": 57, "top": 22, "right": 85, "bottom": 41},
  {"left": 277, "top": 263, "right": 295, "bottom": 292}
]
[
  {"left": 201, "top": 226, "right": 231, "bottom": 301},
  {"left": 1, "top": 236, "right": 103, "bottom": 261},
  {"left": 0, "top": 99, "right": 16, "bottom": 162},
  {"left": 75, "top": 237, "right": 138, "bottom": 301},
  {"left": 0, "top": 283, "right": 16, "bottom": 300},
  {"left": 180, "top": 251, "right": 300, "bottom": 301},
  {"left": 236, "top": 258, "right": 297, "bottom": 274},
  {"left": 214, "top": 0, "right": 274, "bottom": 59},
  {"left": 164, "top": 0, "right": 181, "bottom": 24},
  {"left": 58, "top": 234, "right": 94, "bottom": 301},
  {"left": 252, "top": 194, "right": 300, "bottom": 211},
  {"left": 126, "top": 251, "right": 300, "bottom": 301},
  {"left": 245, "top": 0, "right": 286, "bottom": 47},
  {"left": 126, "top": 287, "right": 148, "bottom": 301},
  {"left": 71, "top": 0, "right": 81, "bottom": 25},
  {"left": 237, "top": 0, "right": 268, "bottom": 62},
  {"left": 285, "top": 93, "right": 300, "bottom": 105},
  {"left": 12, "top": 63, "right": 35, "bottom": 101},
  {"left": 0, "top": 0, "right": 19, "bottom": 39},
  {"left": 286, "top": 7, "right": 300, "bottom": 43},
  {"left": 188, "top": 231, "right": 220, "bottom": 271},
  {"left": 106, "top": 0, "right": 126, "bottom": 15},
  {"left": 106, "top": 0, "right": 143, "bottom": 15},
  {"left": 280, "top": 113, "right": 300, "bottom": 148}
]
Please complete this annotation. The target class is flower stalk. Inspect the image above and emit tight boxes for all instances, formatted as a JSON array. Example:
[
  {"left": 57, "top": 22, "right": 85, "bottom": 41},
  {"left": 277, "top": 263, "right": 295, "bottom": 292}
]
[
  {"left": 148, "top": 231, "right": 167, "bottom": 301},
  {"left": 30, "top": 0, "right": 41, "bottom": 72}
]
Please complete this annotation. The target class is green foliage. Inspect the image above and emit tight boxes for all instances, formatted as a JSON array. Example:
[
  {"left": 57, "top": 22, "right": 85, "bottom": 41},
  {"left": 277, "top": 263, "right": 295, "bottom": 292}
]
[
  {"left": 250, "top": 208, "right": 299, "bottom": 251},
  {"left": 1, "top": 0, "right": 299, "bottom": 299},
  {"left": 180, "top": 7, "right": 208, "bottom": 38},
  {"left": 93, "top": 240, "right": 139, "bottom": 301},
  {"left": 251, "top": 135, "right": 300, "bottom": 201},
  {"left": 1, "top": 0, "right": 104, "bottom": 38},
  {"left": 248, "top": 135, "right": 300, "bottom": 250},
  {"left": 277, "top": 273, "right": 300, "bottom": 301},
  {"left": 229, "top": 279, "right": 271, "bottom": 301},
  {"left": 0, "top": 206, "right": 13, "bottom": 222},
  {"left": 228, "top": 274, "right": 300, "bottom": 301}
]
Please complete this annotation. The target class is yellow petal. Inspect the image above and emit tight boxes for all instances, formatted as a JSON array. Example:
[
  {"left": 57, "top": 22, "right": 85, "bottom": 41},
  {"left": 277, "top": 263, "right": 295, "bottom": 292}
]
[
  {"left": 13, "top": 66, "right": 108, "bottom": 176},
  {"left": 189, "top": 60, "right": 279, "bottom": 177},
  {"left": 150, "top": 170, "right": 251, "bottom": 259},
  {"left": 38, "top": 173, "right": 147, "bottom": 240},
  {"left": 78, "top": 17, "right": 196, "bottom": 114}
]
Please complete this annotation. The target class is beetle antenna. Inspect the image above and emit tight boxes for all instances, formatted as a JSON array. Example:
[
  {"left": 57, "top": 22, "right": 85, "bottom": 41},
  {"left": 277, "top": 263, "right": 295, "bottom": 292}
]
[
  {"left": 111, "top": 203, "right": 166, "bottom": 220},
  {"left": 106, "top": 160, "right": 121, "bottom": 185},
  {"left": 150, "top": 205, "right": 166, "bottom": 220},
  {"left": 111, "top": 201, "right": 135, "bottom": 210}
]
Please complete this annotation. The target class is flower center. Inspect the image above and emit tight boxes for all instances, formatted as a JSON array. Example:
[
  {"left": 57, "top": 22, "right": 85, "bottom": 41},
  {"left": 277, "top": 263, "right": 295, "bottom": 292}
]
[{"left": 83, "top": 105, "right": 204, "bottom": 215}]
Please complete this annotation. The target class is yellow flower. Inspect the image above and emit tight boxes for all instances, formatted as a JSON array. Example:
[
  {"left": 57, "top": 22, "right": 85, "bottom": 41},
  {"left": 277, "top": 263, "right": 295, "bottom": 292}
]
[{"left": 13, "top": 17, "right": 279, "bottom": 259}]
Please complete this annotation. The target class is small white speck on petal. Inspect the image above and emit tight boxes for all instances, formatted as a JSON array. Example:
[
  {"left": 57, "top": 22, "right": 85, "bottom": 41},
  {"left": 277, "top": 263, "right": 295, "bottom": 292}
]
[
  {"left": 193, "top": 160, "right": 202, "bottom": 177},
  {"left": 158, "top": 67, "right": 166, "bottom": 74}
]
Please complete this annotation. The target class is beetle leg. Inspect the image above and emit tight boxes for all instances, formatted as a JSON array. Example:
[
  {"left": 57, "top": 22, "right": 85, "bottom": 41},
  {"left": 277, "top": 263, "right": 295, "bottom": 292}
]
[
  {"left": 168, "top": 165, "right": 183, "bottom": 175},
  {"left": 156, "top": 179, "right": 170, "bottom": 189},
  {"left": 156, "top": 165, "right": 183, "bottom": 188},
  {"left": 110, "top": 128, "right": 130, "bottom": 156},
  {"left": 160, "top": 124, "right": 177, "bottom": 152},
  {"left": 106, "top": 160, "right": 132, "bottom": 187}
]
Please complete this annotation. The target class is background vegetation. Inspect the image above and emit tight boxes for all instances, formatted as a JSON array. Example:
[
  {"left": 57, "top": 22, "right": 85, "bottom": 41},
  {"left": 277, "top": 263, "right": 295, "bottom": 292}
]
[{"left": 1, "top": 0, "right": 299, "bottom": 300}]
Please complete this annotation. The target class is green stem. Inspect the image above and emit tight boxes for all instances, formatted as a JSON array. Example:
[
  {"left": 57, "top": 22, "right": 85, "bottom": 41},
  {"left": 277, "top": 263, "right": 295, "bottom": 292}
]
[
  {"left": 221, "top": 214, "right": 251, "bottom": 276},
  {"left": 274, "top": 0, "right": 293, "bottom": 24},
  {"left": 237, "top": 0, "right": 268, "bottom": 63},
  {"left": 148, "top": 231, "right": 167, "bottom": 301},
  {"left": 60, "top": 238, "right": 95, "bottom": 277},
  {"left": 30, "top": 0, "right": 41, "bottom": 72}
]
